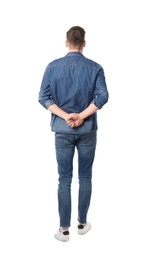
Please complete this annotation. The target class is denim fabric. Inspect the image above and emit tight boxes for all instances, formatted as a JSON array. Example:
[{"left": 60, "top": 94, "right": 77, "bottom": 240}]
[
  {"left": 55, "top": 132, "right": 97, "bottom": 227},
  {"left": 38, "top": 52, "right": 109, "bottom": 134}
]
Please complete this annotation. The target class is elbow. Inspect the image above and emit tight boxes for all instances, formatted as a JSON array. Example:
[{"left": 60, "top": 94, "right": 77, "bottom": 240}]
[
  {"left": 104, "top": 92, "right": 109, "bottom": 104},
  {"left": 95, "top": 92, "right": 109, "bottom": 109},
  {"left": 102, "top": 93, "right": 109, "bottom": 107},
  {"left": 38, "top": 97, "right": 55, "bottom": 110},
  {"left": 38, "top": 98, "right": 47, "bottom": 109}
]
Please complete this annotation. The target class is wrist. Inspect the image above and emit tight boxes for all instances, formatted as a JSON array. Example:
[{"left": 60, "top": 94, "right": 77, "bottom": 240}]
[
  {"left": 78, "top": 113, "right": 84, "bottom": 120},
  {"left": 64, "top": 113, "right": 69, "bottom": 121}
]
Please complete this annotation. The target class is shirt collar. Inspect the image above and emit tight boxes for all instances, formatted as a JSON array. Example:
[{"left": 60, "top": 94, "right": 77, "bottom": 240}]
[{"left": 65, "top": 52, "right": 83, "bottom": 57}]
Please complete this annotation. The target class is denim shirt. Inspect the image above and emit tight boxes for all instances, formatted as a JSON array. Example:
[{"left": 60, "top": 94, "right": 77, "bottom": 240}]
[{"left": 38, "top": 52, "right": 109, "bottom": 134}]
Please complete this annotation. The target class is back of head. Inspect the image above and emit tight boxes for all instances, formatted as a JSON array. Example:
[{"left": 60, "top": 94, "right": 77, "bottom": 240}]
[{"left": 66, "top": 26, "right": 86, "bottom": 50}]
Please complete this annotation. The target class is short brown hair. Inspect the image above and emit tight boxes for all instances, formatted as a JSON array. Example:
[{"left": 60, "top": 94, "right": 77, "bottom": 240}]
[{"left": 66, "top": 26, "right": 85, "bottom": 49}]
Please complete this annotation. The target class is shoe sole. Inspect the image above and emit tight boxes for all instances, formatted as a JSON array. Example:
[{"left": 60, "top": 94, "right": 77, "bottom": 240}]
[{"left": 54, "top": 234, "right": 69, "bottom": 242}]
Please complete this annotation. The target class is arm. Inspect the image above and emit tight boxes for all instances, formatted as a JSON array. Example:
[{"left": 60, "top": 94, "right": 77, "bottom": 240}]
[
  {"left": 38, "top": 66, "right": 55, "bottom": 109},
  {"left": 38, "top": 66, "right": 83, "bottom": 126},
  {"left": 48, "top": 104, "right": 68, "bottom": 120},
  {"left": 79, "top": 103, "right": 98, "bottom": 119},
  {"left": 92, "top": 67, "right": 109, "bottom": 109},
  {"left": 67, "top": 68, "right": 109, "bottom": 128},
  {"left": 66, "top": 104, "right": 98, "bottom": 127},
  {"left": 38, "top": 68, "right": 83, "bottom": 127},
  {"left": 48, "top": 104, "right": 83, "bottom": 126}
]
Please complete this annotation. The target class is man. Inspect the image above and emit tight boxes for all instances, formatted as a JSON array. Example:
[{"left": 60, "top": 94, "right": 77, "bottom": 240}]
[{"left": 38, "top": 26, "right": 109, "bottom": 242}]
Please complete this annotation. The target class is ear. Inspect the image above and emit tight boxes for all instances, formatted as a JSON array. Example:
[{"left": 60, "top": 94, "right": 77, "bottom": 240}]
[
  {"left": 83, "top": 40, "right": 86, "bottom": 47},
  {"left": 65, "top": 40, "right": 69, "bottom": 47}
]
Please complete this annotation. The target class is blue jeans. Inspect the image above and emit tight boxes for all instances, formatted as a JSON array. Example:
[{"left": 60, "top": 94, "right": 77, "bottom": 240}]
[{"left": 55, "top": 132, "right": 97, "bottom": 227}]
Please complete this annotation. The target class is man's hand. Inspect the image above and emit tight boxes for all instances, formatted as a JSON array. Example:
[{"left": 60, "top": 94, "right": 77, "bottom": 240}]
[{"left": 65, "top": 113, "right": 83, "bottom": 128}]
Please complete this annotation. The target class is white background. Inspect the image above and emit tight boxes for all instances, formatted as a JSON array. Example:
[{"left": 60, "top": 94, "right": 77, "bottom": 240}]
[{"left": 0, "top": 0, "right": 145, "bottom": 259}]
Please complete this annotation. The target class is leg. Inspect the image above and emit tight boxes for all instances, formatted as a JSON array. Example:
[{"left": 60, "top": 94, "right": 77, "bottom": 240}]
[
  {"left": 77, "top": 132, "right": 97, "bottom": 224},
  {"left": 55, "top": 133, "right": 76, "bottom": 227}
]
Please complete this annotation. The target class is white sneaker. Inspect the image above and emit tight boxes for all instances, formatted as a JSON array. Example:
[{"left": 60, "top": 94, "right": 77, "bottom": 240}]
[
  {"left": 54, "top": 229, "right": 69, "bottom": 242},
  {"left": 77, "top": 222, "right": 92, "bottom": 235}
]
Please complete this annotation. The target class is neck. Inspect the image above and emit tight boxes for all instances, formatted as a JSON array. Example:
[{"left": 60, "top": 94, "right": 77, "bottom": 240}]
[{"left": 68, "top": 48, "right": 83, "bottom": 53}]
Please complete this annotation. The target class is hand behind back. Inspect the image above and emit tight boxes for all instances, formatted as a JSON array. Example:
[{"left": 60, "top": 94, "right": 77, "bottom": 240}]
[{"left": 65, "top": 113, "right": 83, "bottom": 128}]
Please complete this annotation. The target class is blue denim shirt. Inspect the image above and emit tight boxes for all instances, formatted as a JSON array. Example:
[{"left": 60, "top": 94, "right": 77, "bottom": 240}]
[{"left": 38, "top": 52, "right": 109, "bottom": 134}]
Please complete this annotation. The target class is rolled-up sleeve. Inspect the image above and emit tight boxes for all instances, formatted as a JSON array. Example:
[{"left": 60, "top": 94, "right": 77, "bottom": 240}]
[
  {"left": 38, "top": 66, "right": 55, "bottom": 109},
  {"left": 92, "top": 68, "right": 109, "bottom": 109}
]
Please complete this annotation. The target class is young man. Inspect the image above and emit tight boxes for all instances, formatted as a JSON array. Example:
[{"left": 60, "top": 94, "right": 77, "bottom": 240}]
[{"left": 38, "top": 26, "right": 109, "bottom": 242}]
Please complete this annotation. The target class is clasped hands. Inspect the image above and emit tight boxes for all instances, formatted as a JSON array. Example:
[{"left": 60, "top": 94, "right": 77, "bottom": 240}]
[{"left": 65, "top": 113, "right": 83, "bottom": 128}]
